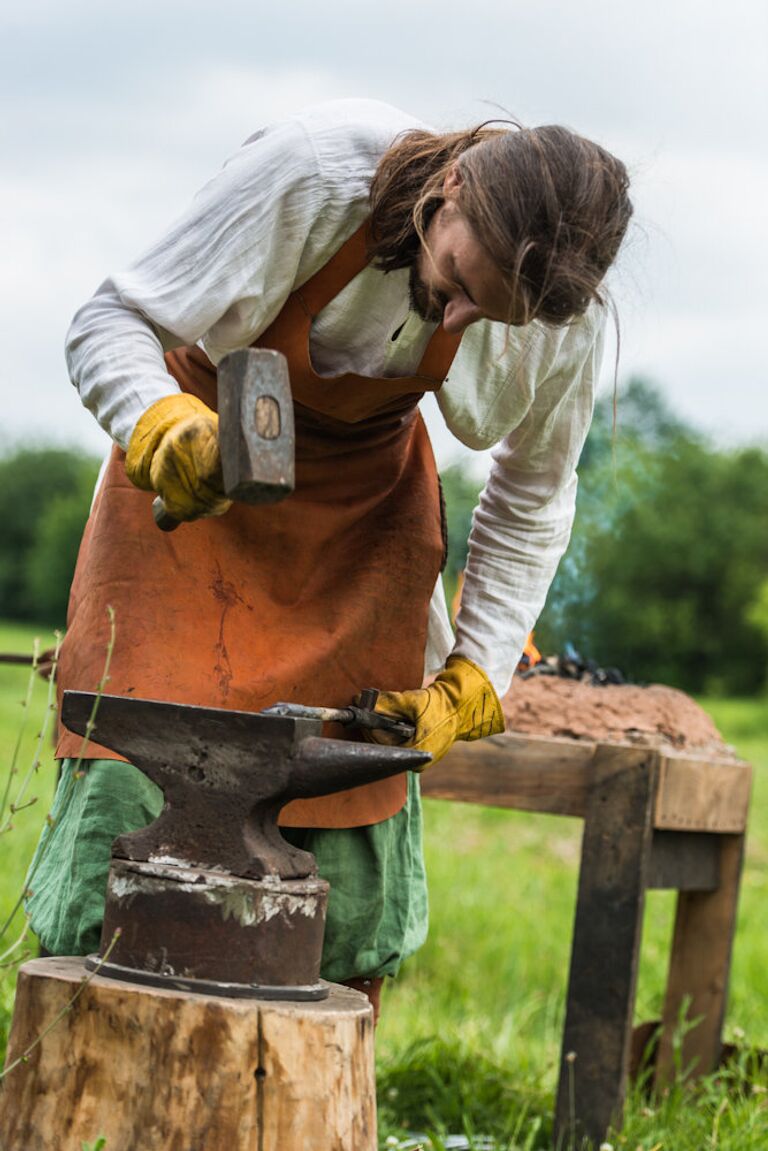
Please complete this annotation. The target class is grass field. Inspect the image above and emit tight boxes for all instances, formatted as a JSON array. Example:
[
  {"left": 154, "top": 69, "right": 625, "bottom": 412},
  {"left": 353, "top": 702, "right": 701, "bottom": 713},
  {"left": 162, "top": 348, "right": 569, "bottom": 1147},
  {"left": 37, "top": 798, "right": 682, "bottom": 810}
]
[
  {"left": 377, "top": 697, "right": 768, "bottom": 1149},
  {"left": 1, "top": 620, "right": 766, "bottom": 1149}
]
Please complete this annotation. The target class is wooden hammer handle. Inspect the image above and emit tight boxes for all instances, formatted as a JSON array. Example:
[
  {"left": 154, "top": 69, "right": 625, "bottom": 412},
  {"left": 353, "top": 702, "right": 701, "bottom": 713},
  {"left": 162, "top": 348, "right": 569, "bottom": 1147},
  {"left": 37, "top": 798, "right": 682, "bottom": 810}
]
[{"left": 152, "top": 496, "right": 181, "bottom": 532}]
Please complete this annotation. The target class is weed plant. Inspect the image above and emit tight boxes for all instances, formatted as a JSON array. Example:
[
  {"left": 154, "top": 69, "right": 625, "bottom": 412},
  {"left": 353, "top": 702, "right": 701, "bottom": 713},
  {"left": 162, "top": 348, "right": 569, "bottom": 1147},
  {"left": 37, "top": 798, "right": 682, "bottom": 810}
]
[
  {"left": 0, "top": 620, "right": 59, "bottom": 1066},
  {"left": 0, "top": 615, "right": 114, "bottom": 1071}
]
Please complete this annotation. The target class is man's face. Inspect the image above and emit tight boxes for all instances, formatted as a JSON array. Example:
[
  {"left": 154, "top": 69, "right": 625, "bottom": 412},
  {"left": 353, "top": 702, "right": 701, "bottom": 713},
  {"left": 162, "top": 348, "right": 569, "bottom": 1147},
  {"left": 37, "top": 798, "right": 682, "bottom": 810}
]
[{"left": 410, "top": 184, "right": 524, "bottom": 334}]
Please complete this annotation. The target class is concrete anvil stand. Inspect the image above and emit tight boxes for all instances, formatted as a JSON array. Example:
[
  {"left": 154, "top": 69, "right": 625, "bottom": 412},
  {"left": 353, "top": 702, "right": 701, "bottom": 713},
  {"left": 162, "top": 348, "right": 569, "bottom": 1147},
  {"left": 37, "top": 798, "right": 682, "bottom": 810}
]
[{"left": 0, "top": 692, "right": 429, "bottom": 1151}]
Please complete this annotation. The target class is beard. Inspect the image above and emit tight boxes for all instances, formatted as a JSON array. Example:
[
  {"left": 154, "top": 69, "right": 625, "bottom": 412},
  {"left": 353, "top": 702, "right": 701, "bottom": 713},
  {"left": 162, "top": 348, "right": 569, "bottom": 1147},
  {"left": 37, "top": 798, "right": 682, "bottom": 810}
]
[{"left": 408, "top": 263, "right": 449, "bottom": 324}]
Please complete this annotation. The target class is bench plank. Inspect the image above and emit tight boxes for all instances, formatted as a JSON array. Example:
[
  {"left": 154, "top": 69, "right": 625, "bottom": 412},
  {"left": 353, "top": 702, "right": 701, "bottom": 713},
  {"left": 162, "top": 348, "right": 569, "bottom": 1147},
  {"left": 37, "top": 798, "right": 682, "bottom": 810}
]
[
  {"left": 655, "top": 755, "right": 751, "bottom": 833},
  {"left": 422, "top": 735, "right": 751, "bottom": 832},
  {"left": 421, "top": 733, "right": 596, "bottom": 817}
]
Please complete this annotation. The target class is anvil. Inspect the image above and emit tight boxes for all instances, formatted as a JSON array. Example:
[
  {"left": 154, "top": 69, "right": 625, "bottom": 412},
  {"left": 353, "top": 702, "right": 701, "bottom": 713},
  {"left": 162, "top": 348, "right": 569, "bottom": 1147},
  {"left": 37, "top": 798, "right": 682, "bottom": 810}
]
[{"left": 62, "top": 691, "right": 428, "bottom": 1000}]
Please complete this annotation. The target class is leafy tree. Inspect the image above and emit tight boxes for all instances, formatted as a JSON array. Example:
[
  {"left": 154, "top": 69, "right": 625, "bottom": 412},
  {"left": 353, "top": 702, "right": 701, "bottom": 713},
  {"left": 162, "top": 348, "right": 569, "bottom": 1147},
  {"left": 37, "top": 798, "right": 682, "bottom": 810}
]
[
  {"left": 538, "top": 381, "right": 768, "bottom": 693},
  {"left": 23, "top": 481, "right": 97, "bottom": 624},
  {"left": 533, "top": 376, "right": 699, "bottom": 657},
  {"left": 580, "top": 374, "right": 697, "bottom": 471},
  {"left": 439, "top": 461, "right": 483, "bottom": 610},
  {"left": 747, "top": 579, "right": 768, "bottom": 690},
  {"left": 747, "top": 579, "right": 768, "bottom": 642},
  {"left": 0, "top": 447, "right": 100, "bottom": 624},
  {"left": 598, "top": 443, "right": 765, "bottom": 687}
]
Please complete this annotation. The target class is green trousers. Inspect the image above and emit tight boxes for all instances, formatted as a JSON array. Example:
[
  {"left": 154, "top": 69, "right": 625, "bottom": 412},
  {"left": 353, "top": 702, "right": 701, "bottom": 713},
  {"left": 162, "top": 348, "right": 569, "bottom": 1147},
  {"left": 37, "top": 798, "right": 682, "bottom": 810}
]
[{"left": 26, "top": 759, "right": 428, "bottom": 983}]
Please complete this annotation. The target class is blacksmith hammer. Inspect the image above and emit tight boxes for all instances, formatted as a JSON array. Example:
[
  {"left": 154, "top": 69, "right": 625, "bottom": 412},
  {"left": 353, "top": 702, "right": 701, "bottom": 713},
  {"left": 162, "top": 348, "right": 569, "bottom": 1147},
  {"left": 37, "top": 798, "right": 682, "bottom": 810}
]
[{"left": 153, "top": 347, "right": 295, "bottom": 531}]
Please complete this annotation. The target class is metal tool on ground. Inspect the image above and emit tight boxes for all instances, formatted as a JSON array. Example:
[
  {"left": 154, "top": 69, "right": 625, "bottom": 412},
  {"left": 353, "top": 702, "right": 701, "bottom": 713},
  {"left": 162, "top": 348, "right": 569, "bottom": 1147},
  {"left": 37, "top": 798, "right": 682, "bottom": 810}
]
[
  {"left": 262, "top": 687, "right": 415, "bottom": 742},
  {"left": 61, "top": 690, "right": 429, "bottom": 1000},
  {"left": 153, "top": 347, "right": 295, "bottom": 531}
]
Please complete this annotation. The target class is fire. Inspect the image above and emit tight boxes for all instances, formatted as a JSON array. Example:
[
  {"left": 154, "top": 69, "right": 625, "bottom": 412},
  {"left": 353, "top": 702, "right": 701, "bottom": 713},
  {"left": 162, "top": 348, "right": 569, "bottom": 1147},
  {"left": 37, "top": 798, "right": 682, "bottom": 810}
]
[
  {"left": 518, "top": 632, "right": 542, "bottom": 672},
  {"left": 450, "top": 570, "right": 465, "bottom": 622}
]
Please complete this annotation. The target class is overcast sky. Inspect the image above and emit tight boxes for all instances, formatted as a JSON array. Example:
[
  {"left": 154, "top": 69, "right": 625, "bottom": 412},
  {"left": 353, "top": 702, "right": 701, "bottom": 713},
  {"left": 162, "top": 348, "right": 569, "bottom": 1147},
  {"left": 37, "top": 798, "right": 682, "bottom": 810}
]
[{"left": 2, "top": 0, "right": 766, "bottom": 468}]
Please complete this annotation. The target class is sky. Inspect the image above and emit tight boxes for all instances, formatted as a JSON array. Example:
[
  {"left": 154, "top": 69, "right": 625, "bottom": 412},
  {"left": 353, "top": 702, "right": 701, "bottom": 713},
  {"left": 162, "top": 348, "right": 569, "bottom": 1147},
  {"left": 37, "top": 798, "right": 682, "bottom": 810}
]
[{"left": 2, "top": 0, "right": 766, "bottom": 469}]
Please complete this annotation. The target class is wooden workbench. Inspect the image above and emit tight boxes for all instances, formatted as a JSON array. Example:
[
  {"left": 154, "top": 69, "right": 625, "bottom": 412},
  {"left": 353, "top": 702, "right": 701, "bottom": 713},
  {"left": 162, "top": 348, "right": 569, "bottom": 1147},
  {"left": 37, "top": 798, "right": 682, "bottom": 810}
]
[{"left": 422, "top": 732, "right": 752, "bottom": 1147}]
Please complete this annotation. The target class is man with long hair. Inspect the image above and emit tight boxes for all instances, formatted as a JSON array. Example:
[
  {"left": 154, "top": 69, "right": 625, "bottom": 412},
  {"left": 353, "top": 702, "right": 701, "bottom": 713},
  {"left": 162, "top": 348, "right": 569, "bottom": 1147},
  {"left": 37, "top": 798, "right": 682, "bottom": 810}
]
[{"left": 28, "top": 99, "right": 631, "bottom": 1021}]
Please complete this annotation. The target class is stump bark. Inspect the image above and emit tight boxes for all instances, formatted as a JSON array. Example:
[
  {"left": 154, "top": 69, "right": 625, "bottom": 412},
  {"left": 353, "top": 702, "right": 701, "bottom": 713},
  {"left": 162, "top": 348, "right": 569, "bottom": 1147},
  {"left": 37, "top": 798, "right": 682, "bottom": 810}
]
[{"left": 0, "top": 957, "right": 376, "bottom": 1151}]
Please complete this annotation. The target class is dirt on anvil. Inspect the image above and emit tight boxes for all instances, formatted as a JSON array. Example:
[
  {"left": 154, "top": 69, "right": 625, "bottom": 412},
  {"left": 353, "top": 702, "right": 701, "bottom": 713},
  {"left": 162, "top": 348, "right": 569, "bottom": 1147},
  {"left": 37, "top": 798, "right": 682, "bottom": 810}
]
[{"left": 502, "top": 676, "right": 735, "bottom": 758}]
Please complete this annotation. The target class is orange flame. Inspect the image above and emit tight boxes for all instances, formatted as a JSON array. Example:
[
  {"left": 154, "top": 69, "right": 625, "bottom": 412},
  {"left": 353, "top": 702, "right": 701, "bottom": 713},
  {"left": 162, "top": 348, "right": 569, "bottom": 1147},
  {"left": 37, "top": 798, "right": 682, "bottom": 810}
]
[
  {"left": 450, "top": 570, "right": 465, "bottom": 623},
  {"left": 517, "top": 632, "right": 541, "bottom": 672}
]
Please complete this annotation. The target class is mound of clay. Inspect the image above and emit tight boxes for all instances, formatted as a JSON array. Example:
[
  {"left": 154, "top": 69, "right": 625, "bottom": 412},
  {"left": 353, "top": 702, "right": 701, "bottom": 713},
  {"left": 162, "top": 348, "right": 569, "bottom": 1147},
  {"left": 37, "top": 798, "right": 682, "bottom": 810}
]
[{"left": 502, "top": 676, "right": 733, "bottom": 758}]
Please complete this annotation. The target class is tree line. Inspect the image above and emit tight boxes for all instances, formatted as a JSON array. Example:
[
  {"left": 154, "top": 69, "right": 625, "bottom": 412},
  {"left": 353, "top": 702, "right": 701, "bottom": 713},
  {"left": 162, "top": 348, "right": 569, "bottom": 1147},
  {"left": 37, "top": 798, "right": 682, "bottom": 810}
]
[
  {"left": 0, "top": 448, "right": 101, "bottom": 627},
  {"left": 1, "top": 378, "right": 767, "bottom": 694},
  {"left": 442, "top": 378, "right": 768, "bottom": 696}
]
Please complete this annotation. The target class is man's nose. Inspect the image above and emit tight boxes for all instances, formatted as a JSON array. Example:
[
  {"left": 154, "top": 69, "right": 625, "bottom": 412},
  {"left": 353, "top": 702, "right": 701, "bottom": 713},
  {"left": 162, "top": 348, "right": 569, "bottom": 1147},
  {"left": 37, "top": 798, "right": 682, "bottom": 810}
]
[{"left": 442, "top": 296, "right": 482, "bottom": 334}]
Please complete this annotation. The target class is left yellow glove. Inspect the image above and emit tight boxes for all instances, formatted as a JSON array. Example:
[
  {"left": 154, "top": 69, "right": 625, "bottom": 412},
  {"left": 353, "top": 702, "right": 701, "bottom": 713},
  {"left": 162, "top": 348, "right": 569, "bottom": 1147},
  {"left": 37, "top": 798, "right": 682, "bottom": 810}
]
[
  {"left": 125, "top": 393, "right": 232, "bottom": 522},
  {"left": 368, "top": 654, "right": 505, "bottom": 766}
]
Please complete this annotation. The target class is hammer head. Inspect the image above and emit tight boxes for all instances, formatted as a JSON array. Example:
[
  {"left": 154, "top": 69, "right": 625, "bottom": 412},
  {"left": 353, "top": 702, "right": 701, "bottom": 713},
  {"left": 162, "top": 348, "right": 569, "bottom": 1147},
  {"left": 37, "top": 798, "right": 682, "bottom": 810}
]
[{"left": 217, "top": 348, "right": 295, "bottom": 504}]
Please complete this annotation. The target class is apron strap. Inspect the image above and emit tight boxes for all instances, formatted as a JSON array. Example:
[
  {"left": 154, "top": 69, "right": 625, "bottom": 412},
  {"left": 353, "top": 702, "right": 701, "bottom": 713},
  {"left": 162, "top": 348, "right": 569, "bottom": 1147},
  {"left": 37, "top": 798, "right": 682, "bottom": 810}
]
[{"left": 296, "top": 221, "right": 463, "bottom": 386}]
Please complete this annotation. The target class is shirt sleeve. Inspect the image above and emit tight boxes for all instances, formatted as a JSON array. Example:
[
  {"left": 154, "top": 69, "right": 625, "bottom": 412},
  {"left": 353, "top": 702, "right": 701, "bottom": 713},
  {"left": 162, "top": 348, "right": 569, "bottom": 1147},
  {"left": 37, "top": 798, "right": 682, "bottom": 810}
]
[
  {"left": 65, "top": 119, "right": 339, "bottom": 449},
  {"left": 450, "top": 317, "right": 605, "bottom": 696}
]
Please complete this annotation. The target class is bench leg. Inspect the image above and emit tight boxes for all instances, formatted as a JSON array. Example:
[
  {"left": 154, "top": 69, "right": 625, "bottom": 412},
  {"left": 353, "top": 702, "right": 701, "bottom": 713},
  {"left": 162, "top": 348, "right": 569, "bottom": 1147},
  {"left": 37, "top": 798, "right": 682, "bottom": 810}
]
[
  {"left": 554, "top": 748, "right": 658, "bottom": 1149},
  {"left": 655, "top": 833, "right": 745, "bottom": 1086}
]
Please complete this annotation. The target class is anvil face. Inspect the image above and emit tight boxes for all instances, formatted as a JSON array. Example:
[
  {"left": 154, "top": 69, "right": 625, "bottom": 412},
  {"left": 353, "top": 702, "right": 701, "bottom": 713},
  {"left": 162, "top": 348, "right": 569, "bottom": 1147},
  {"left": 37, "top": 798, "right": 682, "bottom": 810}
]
[{"left": 62, "top": 691, "right": 426, "bottom": 880}]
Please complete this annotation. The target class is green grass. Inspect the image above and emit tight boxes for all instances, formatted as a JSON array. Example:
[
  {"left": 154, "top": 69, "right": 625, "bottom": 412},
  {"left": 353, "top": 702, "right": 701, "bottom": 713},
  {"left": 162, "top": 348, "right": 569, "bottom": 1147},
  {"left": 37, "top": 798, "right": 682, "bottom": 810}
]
[
  {"left": 377, "top": 695, "right": 768, "bottom": 1148},
  {"left": 1, "top": 619, "right": 767, "bottom": 1148},
  {"left": 0, "top": 620, "right": 59, "bottom": 1061}
]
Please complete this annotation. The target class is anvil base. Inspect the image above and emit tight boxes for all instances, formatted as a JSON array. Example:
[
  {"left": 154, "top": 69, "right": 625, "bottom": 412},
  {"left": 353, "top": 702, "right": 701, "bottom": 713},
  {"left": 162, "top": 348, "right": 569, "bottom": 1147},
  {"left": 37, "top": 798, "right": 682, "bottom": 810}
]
[{"left": 98, "top": 858, "right": 330, "bottom": 998}]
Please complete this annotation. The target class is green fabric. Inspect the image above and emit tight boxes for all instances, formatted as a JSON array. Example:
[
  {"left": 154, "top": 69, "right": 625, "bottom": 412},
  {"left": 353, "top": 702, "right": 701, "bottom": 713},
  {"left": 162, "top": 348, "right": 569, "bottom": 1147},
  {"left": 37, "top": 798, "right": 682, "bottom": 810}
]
[
  {"left": 281, "top": 778, "right": 428, "bottom": 981},
  {"left": 26, "top": 759, "right": 427, "bottom": 983}
]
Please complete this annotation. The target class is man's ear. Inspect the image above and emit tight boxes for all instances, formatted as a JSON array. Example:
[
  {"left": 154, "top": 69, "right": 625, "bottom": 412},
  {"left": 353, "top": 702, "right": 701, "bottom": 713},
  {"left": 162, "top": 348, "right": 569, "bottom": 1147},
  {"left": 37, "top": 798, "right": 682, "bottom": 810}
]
[{"left": 443, "top": 162, "right": 463, "bottom": 200}]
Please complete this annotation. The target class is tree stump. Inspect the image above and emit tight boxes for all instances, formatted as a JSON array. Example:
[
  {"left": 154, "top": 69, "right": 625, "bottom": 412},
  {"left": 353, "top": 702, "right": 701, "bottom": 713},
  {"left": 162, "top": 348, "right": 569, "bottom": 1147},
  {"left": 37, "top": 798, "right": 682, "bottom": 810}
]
[{"left": 0, "top": 957, "right": 376, "bottom": 1151}]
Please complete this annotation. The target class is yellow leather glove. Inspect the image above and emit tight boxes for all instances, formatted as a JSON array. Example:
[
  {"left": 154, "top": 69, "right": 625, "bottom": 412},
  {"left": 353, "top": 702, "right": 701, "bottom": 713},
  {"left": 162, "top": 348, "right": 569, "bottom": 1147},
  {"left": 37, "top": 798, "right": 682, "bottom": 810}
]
[
  {"left": 368, "top": 654, "right": 505, "bottom": 766},
  {"left": 125, "top": 394, "right": 232, "bottom": 522}
]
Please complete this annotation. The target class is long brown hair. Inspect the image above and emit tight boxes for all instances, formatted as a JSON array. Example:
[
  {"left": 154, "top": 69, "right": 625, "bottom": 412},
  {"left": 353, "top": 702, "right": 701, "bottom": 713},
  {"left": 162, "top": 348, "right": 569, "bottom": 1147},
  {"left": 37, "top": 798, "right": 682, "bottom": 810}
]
[{"left": 368, "top": 122, "right": 632, "bottom": 327}]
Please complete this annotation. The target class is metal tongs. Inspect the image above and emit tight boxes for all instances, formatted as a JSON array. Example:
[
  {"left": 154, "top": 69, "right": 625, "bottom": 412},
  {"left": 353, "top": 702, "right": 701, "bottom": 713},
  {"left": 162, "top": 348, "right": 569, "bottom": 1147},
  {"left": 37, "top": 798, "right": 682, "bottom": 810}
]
[{"left": 261, "top": 687, "right": 415, "bottom": 742}]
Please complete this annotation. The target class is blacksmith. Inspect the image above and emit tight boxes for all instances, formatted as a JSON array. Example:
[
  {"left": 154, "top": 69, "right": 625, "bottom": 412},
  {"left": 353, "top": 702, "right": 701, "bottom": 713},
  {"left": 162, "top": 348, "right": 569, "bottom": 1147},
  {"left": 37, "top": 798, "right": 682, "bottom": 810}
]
[{"left": 28, "top": 99, "right": 632, "bottom": 1019}]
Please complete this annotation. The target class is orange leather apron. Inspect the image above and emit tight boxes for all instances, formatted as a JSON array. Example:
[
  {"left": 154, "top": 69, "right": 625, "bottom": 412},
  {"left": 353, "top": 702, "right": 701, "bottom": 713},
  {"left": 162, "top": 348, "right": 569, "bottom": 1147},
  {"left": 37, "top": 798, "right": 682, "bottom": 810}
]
[{"left": 57, "top": 225, "right": 461, "bottom": 827}]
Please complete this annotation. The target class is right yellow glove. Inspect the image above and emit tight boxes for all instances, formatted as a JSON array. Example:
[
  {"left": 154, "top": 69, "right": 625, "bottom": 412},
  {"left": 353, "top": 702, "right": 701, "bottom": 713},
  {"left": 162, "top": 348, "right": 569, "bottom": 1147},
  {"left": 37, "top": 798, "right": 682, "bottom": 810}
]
[
  {"left": 125, "top": 394, "right": 232, "bottom": 522},
  {"left": 365, "top": 654, "right": 505, "bottom": 767}
]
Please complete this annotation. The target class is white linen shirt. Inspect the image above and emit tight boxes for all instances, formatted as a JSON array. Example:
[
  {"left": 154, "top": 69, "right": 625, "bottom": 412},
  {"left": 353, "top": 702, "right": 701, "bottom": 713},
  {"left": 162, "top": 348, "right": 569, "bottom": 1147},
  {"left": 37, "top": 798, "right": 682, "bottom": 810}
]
[{"left": 65, "top": 98, "right": 604, "bottom": 696}]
